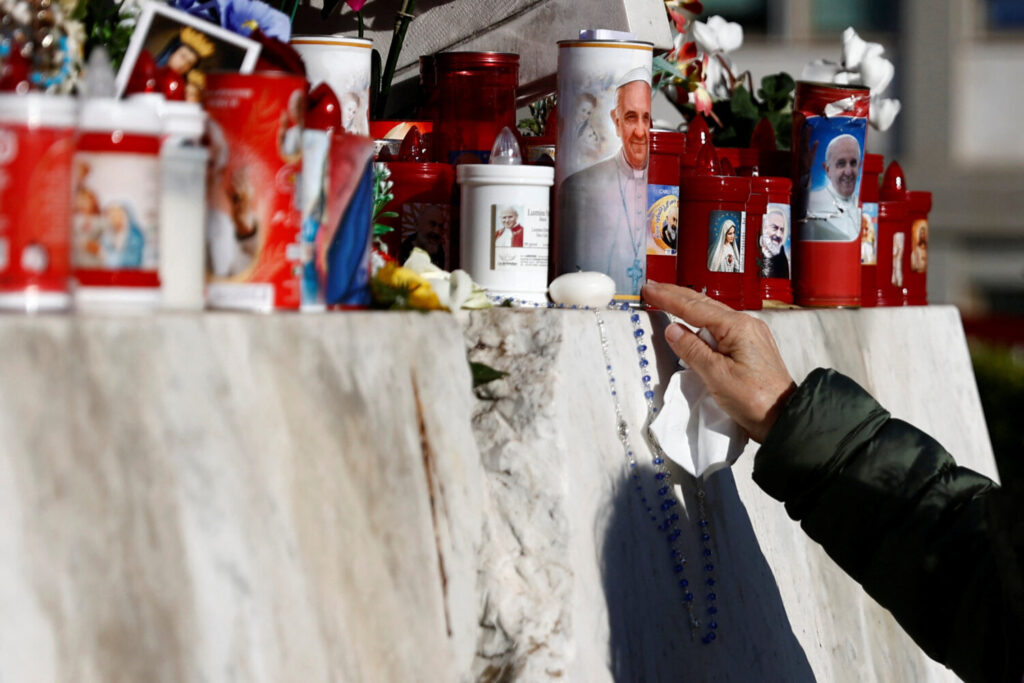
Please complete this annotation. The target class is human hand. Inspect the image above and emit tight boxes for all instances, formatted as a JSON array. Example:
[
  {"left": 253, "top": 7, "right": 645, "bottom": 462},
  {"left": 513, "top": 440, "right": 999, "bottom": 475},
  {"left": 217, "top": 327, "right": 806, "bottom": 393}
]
[{"left": 642, "top": 282, "right": 796, "bottom": 443}]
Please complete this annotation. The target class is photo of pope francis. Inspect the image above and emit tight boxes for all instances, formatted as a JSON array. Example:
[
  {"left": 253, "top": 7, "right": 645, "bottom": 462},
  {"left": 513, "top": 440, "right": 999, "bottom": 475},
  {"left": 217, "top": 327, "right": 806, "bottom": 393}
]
[{"left": 557, "top": 66, "right": 652, "bottom": 297}]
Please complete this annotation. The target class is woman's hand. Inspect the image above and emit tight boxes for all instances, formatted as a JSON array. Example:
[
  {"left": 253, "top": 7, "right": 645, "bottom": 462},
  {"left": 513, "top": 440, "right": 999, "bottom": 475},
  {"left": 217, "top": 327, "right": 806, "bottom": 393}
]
[{"left": 643, "top": 282, "right": 797, "bottom": 443}]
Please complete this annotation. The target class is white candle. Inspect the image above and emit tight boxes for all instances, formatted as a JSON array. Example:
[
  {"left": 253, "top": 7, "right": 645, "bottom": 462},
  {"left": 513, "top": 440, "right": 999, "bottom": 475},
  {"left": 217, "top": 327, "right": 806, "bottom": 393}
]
[{"left": 548, "top": 271, "right": 616, "bottom": 308}]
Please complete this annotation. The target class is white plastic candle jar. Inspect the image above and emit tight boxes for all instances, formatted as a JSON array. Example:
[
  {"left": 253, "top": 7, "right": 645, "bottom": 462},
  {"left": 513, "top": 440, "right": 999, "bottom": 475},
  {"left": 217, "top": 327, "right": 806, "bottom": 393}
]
[{"left": 457, "top": 164, "right": 554, "bottom": 303}]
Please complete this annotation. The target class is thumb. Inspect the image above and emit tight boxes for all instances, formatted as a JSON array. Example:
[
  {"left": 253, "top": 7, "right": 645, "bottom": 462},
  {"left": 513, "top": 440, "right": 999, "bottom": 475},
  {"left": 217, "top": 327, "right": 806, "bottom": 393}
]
[{"left": 664, "top": 323, "right": 719, "bottom": 375}]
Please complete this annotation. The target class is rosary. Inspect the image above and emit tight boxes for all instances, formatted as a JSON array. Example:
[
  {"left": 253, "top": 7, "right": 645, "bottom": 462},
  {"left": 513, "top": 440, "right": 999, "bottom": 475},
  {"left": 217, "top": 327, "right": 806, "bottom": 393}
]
[
  {"left": 486, "top": 296, "right": 723, "bottom": 643},
  {"left": 595, "top": 305, "right": 720, "bottom": 644}
]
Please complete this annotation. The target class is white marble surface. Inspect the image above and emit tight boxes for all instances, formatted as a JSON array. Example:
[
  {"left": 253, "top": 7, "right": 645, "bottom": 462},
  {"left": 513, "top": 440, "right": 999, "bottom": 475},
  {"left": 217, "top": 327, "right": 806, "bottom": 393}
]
[{"left": 0, "top": 306, "right": 990, "bottom": 681}]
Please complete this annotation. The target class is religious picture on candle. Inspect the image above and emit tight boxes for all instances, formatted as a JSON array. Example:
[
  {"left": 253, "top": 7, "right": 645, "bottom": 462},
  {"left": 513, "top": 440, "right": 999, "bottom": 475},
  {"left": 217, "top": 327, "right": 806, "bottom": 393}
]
[
  {"left": 860, "top": 203, "right": 878, "bottom": 265},
  {"left": 647, "top": 186, "right": 678, "bottom": 255},
  {"left": 554, "top": 39, "right": 654, "bottom": 300},
  {"left": 793, "top": 116, "right": 867, "bottom": 243},
  {"left": 114, "top": 2, "right": 261, "bottom": 100},
  {"left": 892, "top": 232, "right": 905, "bottom": 287},
  {"left": 707, "top": 210, "right": 744, "bottom": 274},
  {"left": 489, "top": 203, "right": 548, "bottom": 271},
  {"left": 71, "top": 156, "right": 159, "bottom": 272},
  {"left": 759, "top": 203, "right": 791, "bottom": 279},
  {"left": 399, "top": 202, "right": 451, "bottom": 269},
  {"left": 910, "top": 219, "right": 928, "bottom": 273}
]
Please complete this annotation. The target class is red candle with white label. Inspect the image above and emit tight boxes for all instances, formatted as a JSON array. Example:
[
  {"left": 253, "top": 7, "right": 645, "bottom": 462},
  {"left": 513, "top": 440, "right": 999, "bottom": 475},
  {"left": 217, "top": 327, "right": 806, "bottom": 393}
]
[
  {"left": 73, "top": 98, "right": 163, "bottom": 310},
  {"left": 0, "top": 94, "right": 77, "bottom": 312}
]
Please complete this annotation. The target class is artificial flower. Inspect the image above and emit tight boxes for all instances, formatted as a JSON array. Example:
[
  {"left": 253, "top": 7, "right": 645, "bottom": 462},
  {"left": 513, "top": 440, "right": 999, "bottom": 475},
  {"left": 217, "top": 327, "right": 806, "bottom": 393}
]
[
  {"left": 801, "top": 26, "right": 901, "bottom": 131},
  {"left": 219, "top": 0, "right": 291, "bottom": 41},
  {"left": 345, "top": 0, "right": 368, "bottom": 10}
]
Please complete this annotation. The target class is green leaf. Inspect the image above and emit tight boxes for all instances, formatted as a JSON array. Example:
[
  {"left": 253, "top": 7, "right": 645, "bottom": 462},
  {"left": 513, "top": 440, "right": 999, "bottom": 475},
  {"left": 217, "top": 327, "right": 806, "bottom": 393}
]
[
  {"left": 470, "top": 361, "right": 508, "bottom": 388},
  {"left": 758, "top": 73, "right": 796, "bottom": 111},
  {"left": 729, "top": 86, "right": 759, "bottom": 121}
]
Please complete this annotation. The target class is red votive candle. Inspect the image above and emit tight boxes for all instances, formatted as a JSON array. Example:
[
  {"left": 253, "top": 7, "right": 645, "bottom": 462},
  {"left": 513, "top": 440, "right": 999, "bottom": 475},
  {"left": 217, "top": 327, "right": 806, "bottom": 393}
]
[
  {"left": 791, "top": 81, "right": 870, "bottom": 307},
  {"left": 378, "top": 161, "right": 456, "bottom": 270},
  {"left": 435, "top": 52, "right": 518, "bottom": 165},
  {"left": 905, "top": 190, "right": 932, "bottom": 305},
  {"left": 874, "top": 198, "right": 908, "bottom": 306},
  {"left": 858, "top": 153, "right": 884, "bottom": 307},
  {"left": 647, "top": 130, "right": 684, "bottom": 284},
  {"left": 752, "top": 175, "right": 794, "bottom": 305},
  {"left": 678, "top": 158, "right": 750, "bottom": 308}
]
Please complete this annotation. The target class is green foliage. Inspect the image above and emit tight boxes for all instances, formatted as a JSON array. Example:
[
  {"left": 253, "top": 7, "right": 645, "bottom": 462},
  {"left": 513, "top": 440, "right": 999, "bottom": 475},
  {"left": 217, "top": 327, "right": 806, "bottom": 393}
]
[
  {"left": 710, "top": 73, "right": 795, "bottom": 149},
  {"left": 517, "top": 95, "right": 556, "bottom": 137},
  {"left": 470, "top": 361, "right": 508, "bottom": 388},
  {"left": 970, "top": 340, "right": 1024, "bottom": 488},
  {"left": 372, "top": 163, "right": 396, "bottom": 240},
  {"left": 72, "top": 0, "right": 135, "bottom": 68}
]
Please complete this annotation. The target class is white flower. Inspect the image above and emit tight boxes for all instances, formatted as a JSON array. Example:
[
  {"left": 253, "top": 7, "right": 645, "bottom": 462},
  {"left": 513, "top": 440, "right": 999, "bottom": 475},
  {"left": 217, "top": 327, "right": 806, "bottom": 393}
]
[
  {"left": 801, "top": 26, "right": 901, "bottom": 131},
  {"left": 690, "top": 15, "right": 743, "bottom": 100},
  {"left": 692, "top": 15, "right": 743, "bottom": 54},
  {"left": 403, "top": 248, "right": 491, "bottom": 311}
]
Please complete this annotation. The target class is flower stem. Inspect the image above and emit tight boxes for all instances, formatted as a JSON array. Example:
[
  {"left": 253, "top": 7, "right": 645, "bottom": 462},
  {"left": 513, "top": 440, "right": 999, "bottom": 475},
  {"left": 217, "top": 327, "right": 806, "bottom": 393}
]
[
  {"left": 373, "top": 0, "right": 417, "bottom": 119},
  {"left": 358, "top": 10, "right": 364, "bottom": 38}
]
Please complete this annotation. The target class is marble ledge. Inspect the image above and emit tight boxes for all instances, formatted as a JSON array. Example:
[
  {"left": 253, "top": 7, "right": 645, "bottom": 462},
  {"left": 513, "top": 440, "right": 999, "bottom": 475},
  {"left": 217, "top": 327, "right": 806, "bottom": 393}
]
[{"left": 0, "top": 306, "right": 990, "bottom": 682}]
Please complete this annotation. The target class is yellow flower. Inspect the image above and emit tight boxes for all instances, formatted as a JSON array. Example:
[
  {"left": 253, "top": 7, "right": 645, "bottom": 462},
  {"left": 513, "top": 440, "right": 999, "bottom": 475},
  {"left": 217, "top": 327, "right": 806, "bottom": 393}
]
[{"left": 374, "top": 262, "right": 442, "bottom": 310}]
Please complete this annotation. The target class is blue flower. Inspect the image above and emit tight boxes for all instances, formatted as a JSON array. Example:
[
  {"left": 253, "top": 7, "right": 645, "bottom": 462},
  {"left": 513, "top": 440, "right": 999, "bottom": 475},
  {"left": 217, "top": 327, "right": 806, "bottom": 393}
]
[
  {"left": 219, "top": 0, "right": 292, "bottom": 42},
  {"left": 170, "top": 0, "right": 221, "bottom": 24}
]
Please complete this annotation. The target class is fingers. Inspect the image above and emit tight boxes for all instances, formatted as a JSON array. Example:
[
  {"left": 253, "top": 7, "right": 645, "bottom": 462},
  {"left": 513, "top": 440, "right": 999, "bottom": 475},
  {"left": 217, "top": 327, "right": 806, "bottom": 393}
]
[
  {"left": 664, "top": 322, "right": 721, "bottom": 377},
  {"left": 642, "top": 281, "right": 737, "bottom": 332}
]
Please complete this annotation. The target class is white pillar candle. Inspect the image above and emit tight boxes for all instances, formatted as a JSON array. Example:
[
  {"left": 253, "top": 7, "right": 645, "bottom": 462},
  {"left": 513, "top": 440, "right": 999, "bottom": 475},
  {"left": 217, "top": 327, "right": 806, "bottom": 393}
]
[{"left": 548, "top": 271, "right": 616, "bottom": 308}]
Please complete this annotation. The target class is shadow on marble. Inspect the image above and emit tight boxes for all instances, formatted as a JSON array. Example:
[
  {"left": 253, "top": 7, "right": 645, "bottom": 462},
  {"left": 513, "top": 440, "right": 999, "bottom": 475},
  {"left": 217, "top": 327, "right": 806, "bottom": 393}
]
[{"left": 601, "top": 464, "right": 816, "bottom": 682}]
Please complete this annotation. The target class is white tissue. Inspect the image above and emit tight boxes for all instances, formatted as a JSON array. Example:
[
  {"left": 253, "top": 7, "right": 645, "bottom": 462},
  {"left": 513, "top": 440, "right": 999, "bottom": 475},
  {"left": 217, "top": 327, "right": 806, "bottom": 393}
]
[
  {"left": 823, "top": 95, "right": 859, "bottom": 118},
  {"left": 650, "top": 369, "right": 748, "bottom": 479}
]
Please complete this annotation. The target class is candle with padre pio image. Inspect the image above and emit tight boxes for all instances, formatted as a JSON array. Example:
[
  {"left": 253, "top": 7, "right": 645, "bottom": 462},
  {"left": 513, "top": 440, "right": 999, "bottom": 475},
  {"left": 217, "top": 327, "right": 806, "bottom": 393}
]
[
  {"left": 791, "top": 81, "right": 870, "bottom": 307},
  {"left": 554, "top": 31, "right": 653, "bottom": 304}
]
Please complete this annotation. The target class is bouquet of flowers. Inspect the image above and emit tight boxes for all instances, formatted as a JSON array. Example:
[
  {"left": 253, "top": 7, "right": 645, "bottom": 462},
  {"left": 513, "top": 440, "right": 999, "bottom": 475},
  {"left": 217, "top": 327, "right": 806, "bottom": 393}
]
[{"left": 654, "top": 1, "right": 900, "bottom": 149}]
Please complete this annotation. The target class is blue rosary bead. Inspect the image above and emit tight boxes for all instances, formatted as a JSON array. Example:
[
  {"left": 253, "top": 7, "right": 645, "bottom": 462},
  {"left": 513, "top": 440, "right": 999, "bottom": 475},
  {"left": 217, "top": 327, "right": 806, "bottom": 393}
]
[
  {"left": 702, "top": 632, "right": 716, "bottom": 644},
  {"left": 639, "top": 358, "right": 649, "bottom": 367},
  {"left": 684, "top": 592, "right": 694, "bottom": 602},
  {"left": 706, "top": 578, "right": 715, "bottom": 586},
  {"left": 699, "top": 519, "right": 709, "bottom": 527},
  {"left": 704, "top": 564, "right": 714, "bottom": 572},
  {"left": 703, "top": 548, "right": 712, "bottom": 557},
  {"left": 633, "top": 329, "right": 644, "bottom": 338},
  {"left": 701, "top": 533, "right": 710, "bottom": 541},
  {"left": 669, "top": 513, "right": 679, "bottom": 522},
  {"left": 668, "top": 529, "right": 681, "bottom": 542},
  {"left": 644, "top": 390, "right": 655, "bottom": 399},
  {"left": 679, "top": 578, "right": 689, "bottom": 588},
  {"left": 657, "top": 486, "right": 668, "bottom": 495},
  {"left": 653, "top": 458, "right": 664, "bottom": 465},
  {"left": 630, "top": 313, "right": 640, "bottom": 322},
  {"left": 642, "top": 375, "right": 651, "bottom": 383},
  {"left": 655, "top": 472, "right": 669, "bottom": 481},
  {"left": 708, "top": 606, "right": 718, "bottom": 614},
  {"left": 660, "top": 500, "right": 676, "bottom": 511},
  {"left": 709, "top": 621, "right": 718, "bottom": 630},
  {"left": 673, "top": 564, "right": 684, "bottom": 574},
  {"left": 637, "top": 344, "right": 648, "bottom": 352},
  {"left": 707, "top": 593, "right": 717, "bottom": 601}
]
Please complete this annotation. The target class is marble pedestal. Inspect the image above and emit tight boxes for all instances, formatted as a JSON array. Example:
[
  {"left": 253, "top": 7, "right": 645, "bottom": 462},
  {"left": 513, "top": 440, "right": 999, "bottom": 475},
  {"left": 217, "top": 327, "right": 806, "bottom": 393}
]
[{"left": 0, "top": 307, "right": 991, "bottom": 682}]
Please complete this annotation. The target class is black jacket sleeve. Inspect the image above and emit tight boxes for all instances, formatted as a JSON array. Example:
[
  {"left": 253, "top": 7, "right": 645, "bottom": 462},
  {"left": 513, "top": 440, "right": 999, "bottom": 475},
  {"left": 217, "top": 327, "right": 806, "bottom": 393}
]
[{"left": 753, "top": 368, "right": 1024, "bottom": 683}]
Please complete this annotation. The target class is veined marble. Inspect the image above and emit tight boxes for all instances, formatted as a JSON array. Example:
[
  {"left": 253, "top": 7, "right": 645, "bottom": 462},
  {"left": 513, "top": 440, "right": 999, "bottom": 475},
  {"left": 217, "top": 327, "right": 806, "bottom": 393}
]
[{"left": 0, "top": 307, "right": 990, "bottom": 682}]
